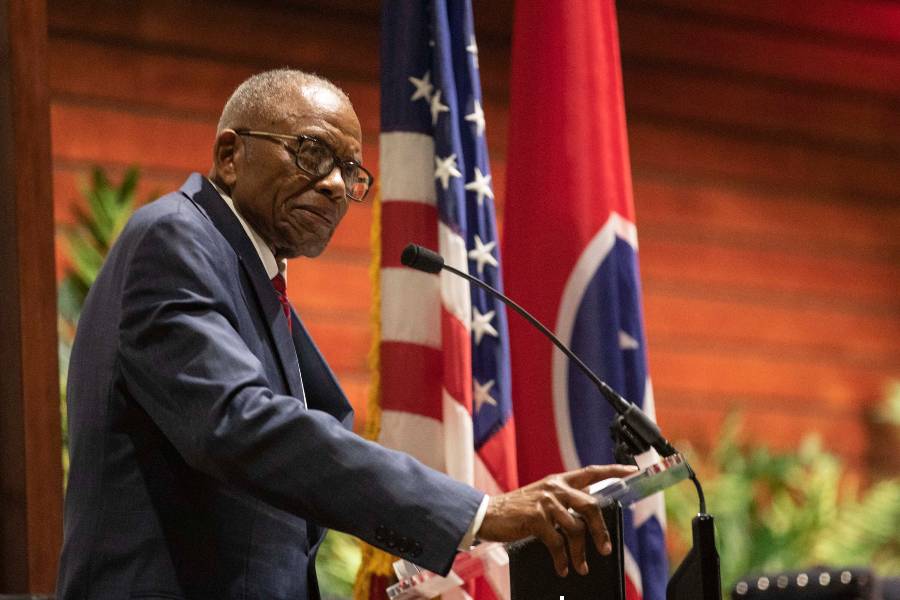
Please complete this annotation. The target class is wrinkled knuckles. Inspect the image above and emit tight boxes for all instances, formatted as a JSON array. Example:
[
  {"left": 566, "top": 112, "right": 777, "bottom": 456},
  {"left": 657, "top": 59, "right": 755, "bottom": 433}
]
[
  {"left": 546, "top": 480, "right": 566, "bottom": 495},
  {"left": 538, "top": 490, "right": 556, "bottom": 506}
]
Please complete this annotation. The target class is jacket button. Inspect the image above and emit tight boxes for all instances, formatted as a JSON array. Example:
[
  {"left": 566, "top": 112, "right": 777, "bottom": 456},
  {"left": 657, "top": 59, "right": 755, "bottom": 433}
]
[{"left": 375, "top": 525, "right": 387, "bottom": 542}]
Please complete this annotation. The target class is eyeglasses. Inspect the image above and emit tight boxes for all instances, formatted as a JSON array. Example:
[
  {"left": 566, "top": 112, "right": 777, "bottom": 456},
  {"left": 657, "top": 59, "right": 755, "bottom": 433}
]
[{"left": 234, "top": 129, "right": 373, "bottom": 201}]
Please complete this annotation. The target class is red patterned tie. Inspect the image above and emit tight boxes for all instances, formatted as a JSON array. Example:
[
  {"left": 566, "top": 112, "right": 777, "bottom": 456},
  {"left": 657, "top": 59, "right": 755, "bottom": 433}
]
[{"left": 271, "top": 273, "right": 292, "bottom": 332}]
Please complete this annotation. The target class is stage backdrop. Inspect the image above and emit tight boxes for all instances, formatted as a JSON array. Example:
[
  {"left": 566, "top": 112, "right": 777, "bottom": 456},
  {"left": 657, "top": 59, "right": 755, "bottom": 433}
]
[{"left": 48, "top": 0, "right": 900, "bottom": 477}]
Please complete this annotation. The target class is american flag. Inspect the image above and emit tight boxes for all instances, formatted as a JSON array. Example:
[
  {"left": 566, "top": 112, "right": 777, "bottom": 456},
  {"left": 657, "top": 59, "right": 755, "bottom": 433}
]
[
  {"left": 502, "top": 1, "right": 668, "bottom": 599},
  {"left": 377, "top": 0, "right": 517, "bottom": 525}
]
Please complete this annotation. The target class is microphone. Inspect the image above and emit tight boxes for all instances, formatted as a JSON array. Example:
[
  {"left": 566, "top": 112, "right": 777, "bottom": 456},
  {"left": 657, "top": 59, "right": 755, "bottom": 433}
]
[
  {"left": 400, "top": 244, "right": 444, "bottom": 273},
  {"left": 401, "top": 246, "right": 718, "bottom": 590},
  {"left": 400, "top": 243, "right": 677, "bottom": 459}
]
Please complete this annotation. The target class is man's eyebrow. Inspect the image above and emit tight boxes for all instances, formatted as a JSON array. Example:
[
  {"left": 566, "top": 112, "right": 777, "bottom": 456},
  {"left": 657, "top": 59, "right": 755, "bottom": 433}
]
[{"left": 328, "top": 137, "right": 364, "bottom": 163}]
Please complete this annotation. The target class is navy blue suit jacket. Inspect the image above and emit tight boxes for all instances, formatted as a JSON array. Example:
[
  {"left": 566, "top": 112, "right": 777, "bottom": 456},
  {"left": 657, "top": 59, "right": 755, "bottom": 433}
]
[{"left": 57, "top": 174, "right": 483, "bottom": 599}]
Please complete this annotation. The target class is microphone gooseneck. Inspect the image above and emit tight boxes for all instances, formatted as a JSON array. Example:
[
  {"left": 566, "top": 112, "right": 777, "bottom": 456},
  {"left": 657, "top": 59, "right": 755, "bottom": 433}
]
[
  {"left": 399, "top": 247, "right": 716, "bottom": 595},
  {"left": 399, "top": 243, "right": 677, "bottom": 458}
]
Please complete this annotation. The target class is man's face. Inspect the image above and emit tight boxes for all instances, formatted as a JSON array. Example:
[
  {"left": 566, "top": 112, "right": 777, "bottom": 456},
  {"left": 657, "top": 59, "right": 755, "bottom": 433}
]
[{"left": 222, "top": 85, "right": 363, "bottom": 259}]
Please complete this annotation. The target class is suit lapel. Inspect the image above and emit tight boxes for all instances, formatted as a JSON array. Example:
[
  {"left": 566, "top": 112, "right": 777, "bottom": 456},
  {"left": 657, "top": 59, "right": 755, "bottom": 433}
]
[
  {"left": 290, "top": 312, "right": 353, "bottom": 426},
  {"left": 182, "top": 174, "right": 306, "bottom": 403}
]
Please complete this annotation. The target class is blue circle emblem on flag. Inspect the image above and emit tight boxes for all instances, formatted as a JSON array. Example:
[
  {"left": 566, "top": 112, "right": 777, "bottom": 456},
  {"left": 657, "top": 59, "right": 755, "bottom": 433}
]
[{"left": 552, "top": 214, "right": 650, "bottom": 470}]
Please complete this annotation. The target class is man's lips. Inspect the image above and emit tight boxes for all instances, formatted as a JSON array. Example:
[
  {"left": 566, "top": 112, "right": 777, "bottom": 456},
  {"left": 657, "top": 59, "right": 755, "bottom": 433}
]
[{"left": 296, "top": 205, "right": 335, "bottom": 227}]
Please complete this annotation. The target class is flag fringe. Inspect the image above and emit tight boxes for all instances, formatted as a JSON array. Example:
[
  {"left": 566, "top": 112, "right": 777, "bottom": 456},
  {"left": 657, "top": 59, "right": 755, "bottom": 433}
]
[
  {"left": 353, "top": 541, "right": 397, "bottom": 600},
  {"left": 352, "top": 189, "right": 399, "bottom": 599},
  {"left": 363, "top": 189, "right": 383, "bottom": 443}
]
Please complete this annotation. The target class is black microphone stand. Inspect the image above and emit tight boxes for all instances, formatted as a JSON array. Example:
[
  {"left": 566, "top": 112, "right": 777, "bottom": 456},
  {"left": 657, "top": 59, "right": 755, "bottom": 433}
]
[{"left": 401, "top": 244, "right": 722, "bottom": 599}]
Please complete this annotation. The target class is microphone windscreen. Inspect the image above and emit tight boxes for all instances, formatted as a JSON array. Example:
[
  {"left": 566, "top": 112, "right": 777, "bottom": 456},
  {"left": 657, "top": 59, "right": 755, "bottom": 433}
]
[{"left": 400, "top": 244, "right": 444, "bottom": 273}]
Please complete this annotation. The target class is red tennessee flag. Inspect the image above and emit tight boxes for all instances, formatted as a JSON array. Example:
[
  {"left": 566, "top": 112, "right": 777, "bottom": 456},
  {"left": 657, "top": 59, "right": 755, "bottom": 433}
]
[{"left": 503, "top": 1, "right": 668, "bottom": 599}]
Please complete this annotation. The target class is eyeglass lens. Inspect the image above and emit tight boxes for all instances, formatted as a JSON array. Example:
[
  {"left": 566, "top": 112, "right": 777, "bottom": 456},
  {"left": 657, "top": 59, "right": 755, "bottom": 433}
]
[{"left": 296, "top": 138, "right": 371, "bottom": 200}]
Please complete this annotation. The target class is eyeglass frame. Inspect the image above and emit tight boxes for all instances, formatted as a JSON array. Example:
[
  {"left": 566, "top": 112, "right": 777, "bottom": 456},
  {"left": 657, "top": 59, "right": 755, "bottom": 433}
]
[{"left": 233, "top": 128, "right": 374, "bottom": 202}]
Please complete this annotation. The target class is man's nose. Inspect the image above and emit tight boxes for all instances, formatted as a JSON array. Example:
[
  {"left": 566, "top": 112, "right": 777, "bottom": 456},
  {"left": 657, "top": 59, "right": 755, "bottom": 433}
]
[{"left": 314, "top": 165, "right": 346, "bottom": 201}]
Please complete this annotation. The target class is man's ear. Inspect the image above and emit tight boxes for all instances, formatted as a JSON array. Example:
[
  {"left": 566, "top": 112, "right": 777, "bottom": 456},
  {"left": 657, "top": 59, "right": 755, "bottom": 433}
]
[{"left": 210, "top": 129, "right": 240, "bottom": 190}]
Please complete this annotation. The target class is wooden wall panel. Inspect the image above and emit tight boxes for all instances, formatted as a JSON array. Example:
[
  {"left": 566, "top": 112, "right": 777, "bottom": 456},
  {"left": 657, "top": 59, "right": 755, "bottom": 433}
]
[
  {"left": 656, "top": 405, "right": 870, "bottom": 468},
  {"left": 633, "top": 0, "right": 900, "bottom": 45},
  {"left": 643, "top": 294, "right": 900, "bottom": 360},
  {"left": 48, "top": 0, "right": 510, "bottom": 99},
  {"left": 46, "top": 0, "right": 900, "bottom": 477},
  {"left": 303, "top": 316, "right": 371, "bottom": 373},
  {"left": 649, "top": 349, "right": 885, "bottom": 410},
  {"left": 618, "top": 4, "right": 900, "bottom": 96},
  {"left": 629, "top": 122, "right": 900, "bottom": 201},
  {"left": 51, "top": 104, "right": 215, "bottom": 172},
  {"left": 290, "top": 259, "right": 372, "bottom": 314},
  {"left": 615, "top": 0, "right": 900, "bottom": 465},
  {"left": 633, "top": 180, "right": 900, "bottom": 247},
  {"left": 639, "top": 238, "right": 899, "bottom": 303},
  {"left": 48, "top": 37, "right": 383, "bottom": 136},
  {"left": 622, "top": 66, "right": 900, "bottom": 151},
  {"left": 48, "top": 0, "right": 381, "bottom": 82}
]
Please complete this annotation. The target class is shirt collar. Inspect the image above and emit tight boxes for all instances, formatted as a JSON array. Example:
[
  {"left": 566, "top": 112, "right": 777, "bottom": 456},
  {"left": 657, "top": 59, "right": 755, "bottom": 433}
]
[{"left": 208, "top": 178, "right": 286, "bottom": 279}]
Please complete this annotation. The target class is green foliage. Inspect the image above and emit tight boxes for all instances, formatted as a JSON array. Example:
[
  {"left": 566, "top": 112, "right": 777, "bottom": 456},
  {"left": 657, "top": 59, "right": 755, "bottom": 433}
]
[
  {"left": 316, "top": 531, "right": 363, "bottom": 599},
  {"left": 665, "top": 415, "right": 900, "bottom": 597},
  {"left": 58, "top": 166, "right": 140, "bottom": 326},
  {"left": 58, "top": 166, "right": 145, "bottom": 484},
  {"left": 875, "top": 381, "right": 900, "bottom": 426}
]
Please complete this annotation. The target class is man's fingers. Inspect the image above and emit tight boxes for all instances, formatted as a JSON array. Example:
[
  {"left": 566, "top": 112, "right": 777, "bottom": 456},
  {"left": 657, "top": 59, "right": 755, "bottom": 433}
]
[
  {"left": 546, "top": 497, "right": 588, "bottom": 575},
  {"left": 561, "top": 464, "right": 639, "bottom": 490},
  {"left": 479, "top": 464, "right": 638, "bottom": 570},
  {"left": 588, "top": 509, "right": 613, "bottom": 556},
  {"left": 535, "top": 517, "right": 569, "bottom": 577},
  {"left": 544, "top": 494, "right": 579, "bottom": 530},
  {"left": 564, "top": 487, "right": 612, "bottom": 555}
]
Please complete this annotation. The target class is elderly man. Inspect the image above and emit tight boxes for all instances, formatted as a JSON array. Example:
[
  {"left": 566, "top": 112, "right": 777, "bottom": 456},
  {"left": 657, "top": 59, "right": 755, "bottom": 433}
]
[{"left": 57, "top": 69, "right": 634, "bottom": 599}]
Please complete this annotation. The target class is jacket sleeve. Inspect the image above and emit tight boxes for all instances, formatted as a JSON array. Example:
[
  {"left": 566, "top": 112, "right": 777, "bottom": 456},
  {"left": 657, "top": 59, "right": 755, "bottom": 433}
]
[{"left": 117, "top": 209, "right": 483, "bottom": 574}]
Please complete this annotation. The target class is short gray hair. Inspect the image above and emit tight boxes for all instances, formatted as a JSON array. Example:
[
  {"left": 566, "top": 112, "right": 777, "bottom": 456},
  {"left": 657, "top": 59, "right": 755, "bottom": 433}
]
[{"left": 217, "top": 68, "right": 350, "bottom": 132}]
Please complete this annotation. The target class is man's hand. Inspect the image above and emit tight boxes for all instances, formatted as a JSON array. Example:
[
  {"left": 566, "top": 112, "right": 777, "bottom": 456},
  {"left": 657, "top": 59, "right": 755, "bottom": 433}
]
[{"left": 476, "top": 464, "right": 638, "bottom": 577}]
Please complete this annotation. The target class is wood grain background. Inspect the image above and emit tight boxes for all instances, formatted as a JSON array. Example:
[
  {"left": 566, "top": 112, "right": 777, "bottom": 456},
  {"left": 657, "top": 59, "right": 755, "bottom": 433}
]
[{"left": 48, "top": 0, "right": 900, "bottom": 475}]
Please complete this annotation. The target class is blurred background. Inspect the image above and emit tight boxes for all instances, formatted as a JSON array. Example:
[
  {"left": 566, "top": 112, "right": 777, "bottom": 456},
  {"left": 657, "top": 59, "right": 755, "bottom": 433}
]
[
  {"left": 13, "top": 0, "right": 900, "bottom": 596},
  {"left": 50, "top": 0, "right": 900, "bottom": 465}
]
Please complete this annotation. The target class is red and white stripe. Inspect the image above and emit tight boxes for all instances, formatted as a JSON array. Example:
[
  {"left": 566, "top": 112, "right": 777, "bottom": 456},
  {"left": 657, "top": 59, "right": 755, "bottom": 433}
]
[
  {"left": 379, "top": 132, "right": 473, "bottom": 486},
  {"left": 378, "top": 131, "right": 508, "bottom": 496}
]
